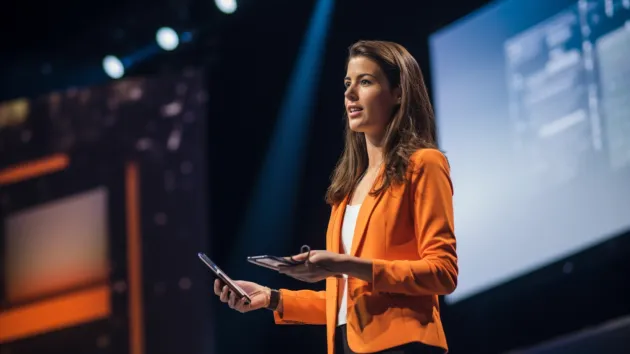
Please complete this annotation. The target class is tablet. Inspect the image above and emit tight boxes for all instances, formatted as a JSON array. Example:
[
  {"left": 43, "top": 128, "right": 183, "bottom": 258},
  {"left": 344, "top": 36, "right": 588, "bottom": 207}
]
[
  {"left": 248, "top": 245, "right": 311, "bottom": 271},
  {"left": 198, "top": 252, "right": 252, "bottom": 304},
  {"left": 247, "top": 255, "right": 300, "bottom": 271}
]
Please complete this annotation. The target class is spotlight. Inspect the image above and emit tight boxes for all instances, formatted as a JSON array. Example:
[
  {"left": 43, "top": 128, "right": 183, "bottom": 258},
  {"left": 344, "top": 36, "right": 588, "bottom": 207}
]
[
  {"left": 215, "top": 0, "right": 237, "bottom": 14},
  {"left": 156, "top": 27, "right": 179, "bottom": 51},
  {"left": 102, "top": 55, "right": 124, "bottom": 79}
]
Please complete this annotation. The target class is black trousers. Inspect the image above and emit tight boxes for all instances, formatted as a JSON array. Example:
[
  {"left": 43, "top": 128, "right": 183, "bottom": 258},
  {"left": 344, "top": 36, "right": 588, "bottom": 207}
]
[{"left": 334, "top": 325, "right": 445, "bottom": 354}]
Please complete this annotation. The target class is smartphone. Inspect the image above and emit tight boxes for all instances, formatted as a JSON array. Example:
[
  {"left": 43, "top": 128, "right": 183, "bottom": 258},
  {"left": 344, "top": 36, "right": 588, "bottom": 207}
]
[
  {"left": 247, "top": 255, "right": 300, "bottom": 271},
  {"left": 198, "top": 252, "right": 252, "bottom": 304}
]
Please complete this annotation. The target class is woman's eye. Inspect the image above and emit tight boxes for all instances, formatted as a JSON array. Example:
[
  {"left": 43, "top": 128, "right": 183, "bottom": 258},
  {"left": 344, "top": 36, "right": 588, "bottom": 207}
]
[
  {"left": 344, "top": 82, "right": 351, "bottom": 88},
  {"left": 360, "top": 79, "right": 371, "bottom": 86}
]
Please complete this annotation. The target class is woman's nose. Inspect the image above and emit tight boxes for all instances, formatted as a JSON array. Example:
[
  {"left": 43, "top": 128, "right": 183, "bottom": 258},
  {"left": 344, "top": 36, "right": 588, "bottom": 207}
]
[{"left": 344, "top": 86, "right": 358, "bottom": 101}]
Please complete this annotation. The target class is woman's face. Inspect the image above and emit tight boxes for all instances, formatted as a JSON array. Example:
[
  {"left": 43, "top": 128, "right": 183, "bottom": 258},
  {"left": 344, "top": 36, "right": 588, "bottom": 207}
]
[{"left": 344, "top": 56, "right": 400, "bottom": 140}]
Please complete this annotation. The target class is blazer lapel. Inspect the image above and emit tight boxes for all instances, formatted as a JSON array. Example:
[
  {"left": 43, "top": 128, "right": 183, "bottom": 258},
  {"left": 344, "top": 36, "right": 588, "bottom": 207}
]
[
  {"left": 330, "top": 195, "right": 348, "bottom": 254},
  {"left": 350, "top": 169, "right": 385, "bottom": 256}
]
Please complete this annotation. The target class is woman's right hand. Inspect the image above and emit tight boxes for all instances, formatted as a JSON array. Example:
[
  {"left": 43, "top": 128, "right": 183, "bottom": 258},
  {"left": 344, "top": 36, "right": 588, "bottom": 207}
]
[{"left": 213, "top": 279, "right": 270, "bottom": 313}]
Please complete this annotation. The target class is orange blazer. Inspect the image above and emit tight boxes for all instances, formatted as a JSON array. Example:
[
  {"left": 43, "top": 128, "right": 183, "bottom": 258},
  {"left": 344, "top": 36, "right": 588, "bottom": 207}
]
[{"left": 273, "top": 148, "right": 458, "bottom": 354}]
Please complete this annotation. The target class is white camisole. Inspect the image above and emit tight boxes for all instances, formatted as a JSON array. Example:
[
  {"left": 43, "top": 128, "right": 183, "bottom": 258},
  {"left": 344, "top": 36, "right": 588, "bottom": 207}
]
[{"left": 337, "top": 203, "right": 361, "bottom": 326}]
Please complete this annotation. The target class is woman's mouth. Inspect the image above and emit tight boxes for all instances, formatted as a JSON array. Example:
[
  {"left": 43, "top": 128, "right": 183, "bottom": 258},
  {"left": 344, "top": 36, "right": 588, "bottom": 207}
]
[{"left": 348, "top": 107, "right": 363, "bottom": 118}]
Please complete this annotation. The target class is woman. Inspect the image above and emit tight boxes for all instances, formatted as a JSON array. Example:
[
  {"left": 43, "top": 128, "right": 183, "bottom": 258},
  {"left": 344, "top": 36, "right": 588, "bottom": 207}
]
[{"left": 214, "top": 40, "right": 458, "bottom": 354}]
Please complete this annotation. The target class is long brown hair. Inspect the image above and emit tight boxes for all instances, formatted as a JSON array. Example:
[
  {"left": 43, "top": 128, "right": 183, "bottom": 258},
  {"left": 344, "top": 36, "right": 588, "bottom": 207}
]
[{"left": 325, "top": 40, "right": 437, "bottom": 205}]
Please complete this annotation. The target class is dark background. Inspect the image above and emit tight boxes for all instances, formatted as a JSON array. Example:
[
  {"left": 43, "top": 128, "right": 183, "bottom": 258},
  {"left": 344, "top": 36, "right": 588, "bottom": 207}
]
[{"left": 1, "top": 1, "right": 629, "bottom": 353}]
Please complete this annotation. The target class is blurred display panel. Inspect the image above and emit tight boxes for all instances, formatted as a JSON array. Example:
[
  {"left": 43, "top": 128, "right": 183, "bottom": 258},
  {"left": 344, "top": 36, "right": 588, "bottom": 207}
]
[
  {"left": 5, "top": 187, "right": 109, "bottom": 304},
  {"left": 429, "top": 0, "right": 630, "bottom": 303}
]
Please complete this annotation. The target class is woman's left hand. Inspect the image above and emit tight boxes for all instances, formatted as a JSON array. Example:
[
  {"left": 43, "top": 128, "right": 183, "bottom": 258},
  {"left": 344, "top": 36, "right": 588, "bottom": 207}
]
[{"left": 278, "top": 250, "right": 347, "bottom": 283}]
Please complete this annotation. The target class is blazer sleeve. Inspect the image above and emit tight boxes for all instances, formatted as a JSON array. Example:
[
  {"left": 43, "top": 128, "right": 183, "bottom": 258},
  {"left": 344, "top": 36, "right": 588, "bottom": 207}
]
[
  {"left": 372, "top": 149, "right": 458, "bottom": 296},
  {"left": 273, "top": 289, "right": 327, "bottom": 325}
]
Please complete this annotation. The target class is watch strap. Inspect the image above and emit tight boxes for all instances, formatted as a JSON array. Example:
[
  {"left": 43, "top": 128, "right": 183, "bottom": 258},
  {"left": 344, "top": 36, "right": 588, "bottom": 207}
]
[{"left": 266, "top": 289, "right": 280, "bottom": 311}]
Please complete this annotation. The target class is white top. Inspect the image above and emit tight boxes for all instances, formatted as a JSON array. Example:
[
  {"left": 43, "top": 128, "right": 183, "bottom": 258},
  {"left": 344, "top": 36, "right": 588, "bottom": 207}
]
[{"left": 337, "top": 203, "right": 361, "bottom": 326}]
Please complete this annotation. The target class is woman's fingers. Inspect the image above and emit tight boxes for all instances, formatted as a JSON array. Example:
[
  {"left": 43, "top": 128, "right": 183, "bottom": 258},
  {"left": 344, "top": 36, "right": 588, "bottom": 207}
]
[
  {"left": 220, "top": 285, "right": 229, "bottom": 302},
  {"left": 215, "top": 282, "right": 248, "bottom": 312},
  {"left": 212, "top": 280, "right": 255, "bottom": 313},
  {"left": 228, "top": 291, "right": 237, "bottom": 308},
  {"left": 214, "top": 279, "right": 223, "bottom": 296},
  {"left": 288, "top": 251, "right": 310, "bottom": 262},
  {"left": 233, "top": 297, "right": 249, "bottom": 313}
]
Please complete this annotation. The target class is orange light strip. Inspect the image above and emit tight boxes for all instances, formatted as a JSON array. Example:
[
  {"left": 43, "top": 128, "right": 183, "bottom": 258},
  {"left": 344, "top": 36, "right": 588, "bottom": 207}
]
[
  {"left": 0, "top": 285, "right": 111, "bottom": 344},
  {"left": 126, "top": 162, "right": 145, "bottom": 354},
  {"left": 0, "top": 154, "right": 69, "bottom": 186}
]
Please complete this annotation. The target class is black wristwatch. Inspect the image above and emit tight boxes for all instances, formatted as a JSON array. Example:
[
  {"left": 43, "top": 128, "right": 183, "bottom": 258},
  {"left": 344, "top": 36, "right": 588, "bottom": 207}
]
[{"left": 266, "top": 289, "right": 280, "bottom": 311}]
